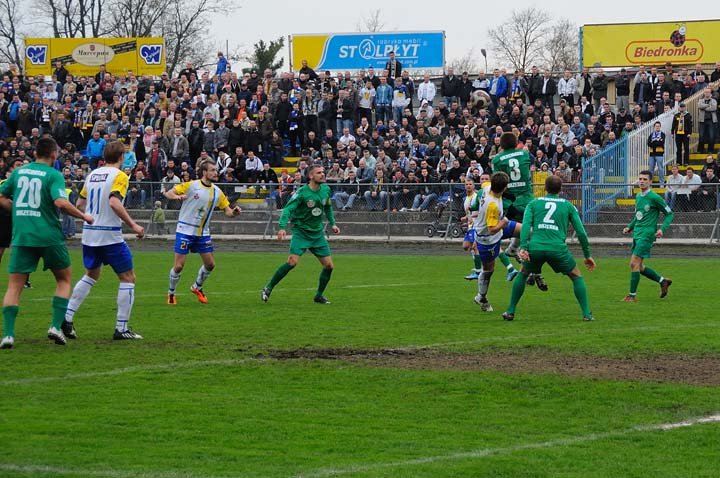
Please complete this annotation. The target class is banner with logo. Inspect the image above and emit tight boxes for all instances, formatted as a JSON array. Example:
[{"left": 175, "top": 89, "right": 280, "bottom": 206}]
[
  {"left": 582, "top": 20, "right": 719, "bottom": 67},
  {"left": 24, "top": 38, "right": 165, "bottom": 77},
  {"left": 291, "top": 31, "right": 445, "bottom": 71}
]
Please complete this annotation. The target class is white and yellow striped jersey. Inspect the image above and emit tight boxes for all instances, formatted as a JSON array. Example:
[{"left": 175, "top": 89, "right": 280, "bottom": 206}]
[
  {"left": 79, "top": 166, "right": 128, "bottom": 246},
  {"left": 174, "top": 180, "right": 230, "bottom": 237},
  {"left": 470, "top": 183, "right": 504, "bottom": 245},
  {"left": 463, "top": 190, "right": 478, "bottom": 228}
]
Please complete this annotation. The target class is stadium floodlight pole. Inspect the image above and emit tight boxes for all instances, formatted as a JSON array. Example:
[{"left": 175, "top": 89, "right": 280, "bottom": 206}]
[{"left": 480, "top": 49, "right": 488, "bottom": 73}]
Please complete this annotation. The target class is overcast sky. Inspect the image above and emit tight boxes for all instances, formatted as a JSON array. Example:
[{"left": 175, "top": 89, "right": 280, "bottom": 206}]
[{"left": 211, "top": 0, "right": 703, "bottom": 71}]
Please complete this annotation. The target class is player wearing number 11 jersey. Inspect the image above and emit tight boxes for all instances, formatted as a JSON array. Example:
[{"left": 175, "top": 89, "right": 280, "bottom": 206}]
[{"left": 66, "top": 141, "right": 146, "bottom": 340}]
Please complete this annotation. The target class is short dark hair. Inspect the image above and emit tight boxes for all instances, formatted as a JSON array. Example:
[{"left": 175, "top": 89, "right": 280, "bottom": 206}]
[
  {"left": 545, "top": 175, "right": 563, "bottom": 194},
  {"left": 499, "top": 132, "right": 518, "bottom": 151},
  {"left": 639, "top": 169, "right": 652, "bottom": 179},
  {"left": 103, "top": 141, "right": 125, "bottom": 164},
  {"left": 199, "top": 160, "right": 215, "bottom": 175},
  {"left": 35, "top": 137, "right": 59, "bottom": 159},
  {"left": 490, "top": 171, "right": 509, "bottom": 194}
]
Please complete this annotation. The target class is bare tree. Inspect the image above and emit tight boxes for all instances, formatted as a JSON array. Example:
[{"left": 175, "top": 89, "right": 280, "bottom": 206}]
[
  {"left": 161, "top": 0, "right": 229, "bottom": 74},
  {"left": 106, "top": 0, "right": 171, "bottom": 38},
  {"left": 449, "top": 47, "right": 480, "bottom": 75},
  {"left": 487, "top": 7, "right": 550, "bottom": 71},
  {"left": 356, "top": 9, "right": 386, "bottom": 32},
  {"left": 542, "top": 19, "right": 579, "bottom": 73},
  {"left": 0, "top": 0, "right": 25, "bottom": 69},
  {"left": 35, "top": 0, "right": 108, "bottom": 37}
]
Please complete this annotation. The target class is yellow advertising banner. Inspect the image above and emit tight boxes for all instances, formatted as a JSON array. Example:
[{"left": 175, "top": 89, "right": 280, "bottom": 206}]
[
  {"left": 24, "top": 38, "right": 165, "bottom": 77},
  {"left": 582, "top": 20, "right": 719, "bottom": 67}
]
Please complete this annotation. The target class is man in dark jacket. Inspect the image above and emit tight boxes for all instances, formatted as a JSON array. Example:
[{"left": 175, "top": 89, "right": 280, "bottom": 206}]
[
  {"left": 458, "top": 72, "right": 474, "bottom": 108},
  {"left": 671, "top": 103, "right": 692, "bottom": 165},
  {"left": 647, "top": 121, "right": 666, "bottom": 186},
  {"left": 614, "top": 69, "right": 630, "bottom": 112},
  {"left": 441, "top": 67, "right": 461, "bottom": 107},
  {"left": 591, "top": 69, "right": 608, "bottom": 112}
]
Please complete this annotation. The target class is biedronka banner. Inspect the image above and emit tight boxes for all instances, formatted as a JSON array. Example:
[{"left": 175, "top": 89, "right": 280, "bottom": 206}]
[
  {"left": 582, "top": 20, "right": 719, "bottom": 67},
  {"left": 24, "top": 38, "right": 165, "bottom": 77}
]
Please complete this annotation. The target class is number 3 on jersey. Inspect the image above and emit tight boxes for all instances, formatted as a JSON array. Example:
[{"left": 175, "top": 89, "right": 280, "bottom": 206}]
[
  {"left": 16, "top": 176, "right": 42, "bottom": 208},
  {"left": 508, "top": 158, "right": 522, "bottom": 181},
  {"left": 543, "top": 202, "right": 557, "bottom": 224}
]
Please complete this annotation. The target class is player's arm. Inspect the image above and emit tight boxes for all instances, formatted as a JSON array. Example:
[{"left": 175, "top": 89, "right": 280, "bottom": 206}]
[
  {"left": 569, "top": 205, "right": 592, "bottom": 259},
  {"left": 0, "top": 175, "right": 14, "bottom": 211},
  {"left": 323, "top": 194, "right": 340, "bottom": 234},
  {"left": 0, "top": 194, "right": 11, "bottom": 211},
  {"left": 108, "top": 172, "right": 144, "bottom": 237},
  {"left": 164, "top": 181, "right": 190, "bottom": 200},
  {"left": 623, "top": 215, "right": 636, "bottom": 234},
  {"left": 656, "top": 195, "right": 674, "bottom": 237},
  {"left": 217, "top": 191, "right": 241, "bottom": 217},
  {"left": 76, "top": 179, "right": 89, "bottom": 211}
]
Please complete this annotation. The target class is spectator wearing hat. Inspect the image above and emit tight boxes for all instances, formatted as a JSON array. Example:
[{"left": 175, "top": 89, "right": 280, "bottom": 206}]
[{"left": 671, "top": 103, "right": 692, "bottom": 166}]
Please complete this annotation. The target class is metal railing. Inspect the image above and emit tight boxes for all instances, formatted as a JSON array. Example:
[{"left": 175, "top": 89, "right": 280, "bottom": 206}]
[{"left": 59, "top": 180, "right": 720, "bottom": 243}]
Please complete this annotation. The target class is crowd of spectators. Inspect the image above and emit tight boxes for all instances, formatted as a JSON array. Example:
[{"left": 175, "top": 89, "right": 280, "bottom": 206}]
[{"left": 0, "top": 54, "right": 719, "bottom": 213}]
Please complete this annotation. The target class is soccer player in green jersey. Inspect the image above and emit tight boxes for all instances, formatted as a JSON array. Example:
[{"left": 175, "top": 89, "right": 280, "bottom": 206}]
[
  {"left": 492, "top": 132, "right": 548, "bottom": 290},
  {"left": 622, "top": 170, "right": 674, "bottom": 302},
  {"left": 0, "top": 138, "right": 93, "bottom": 349},
  {"left": 262, "top": 164, "right": 340, "bottom": 304},
  {"left": 502, "top": 175, "right": 596, "bottom": 322}
]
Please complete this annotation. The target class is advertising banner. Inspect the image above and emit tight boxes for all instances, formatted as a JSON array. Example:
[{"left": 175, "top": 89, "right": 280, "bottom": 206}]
[
  {"left": 24, "top": 37, "right": 165, "bottom": 77},
  {"left": 291, "top": 31, "right": 445, "bottom": 71},
  {"left": 582, "top": 20, "right": 719, "bottom": 67}
]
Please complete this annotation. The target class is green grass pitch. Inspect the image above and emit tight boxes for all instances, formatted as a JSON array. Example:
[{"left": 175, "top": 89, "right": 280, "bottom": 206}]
[{"left": 0, "top": 250, "right": 718, "bottom": 478}]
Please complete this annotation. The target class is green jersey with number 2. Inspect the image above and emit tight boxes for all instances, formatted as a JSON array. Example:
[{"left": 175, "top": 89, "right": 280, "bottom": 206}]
[
  {"left": 491, "top": 148, "right": 534, "bottom": 209},
  {"left": 0, "top": 162, "right": 67, "bottom": 247}
]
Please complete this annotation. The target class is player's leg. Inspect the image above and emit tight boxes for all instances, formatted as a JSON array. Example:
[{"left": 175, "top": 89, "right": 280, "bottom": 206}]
[
  {"left": 1, "top": 273, "right": 28, "bottom": 349},
  {"left": 64, "top": 267, "right": 101, "bottom": 339},
  {"left": 168, "top": 233, "right": 191, "bottom": 304},
  {"left": 114, "top": 268, "right": 142, "bottom": 340},
  {"left": 635, "top": 243, "right": 671, "bottom": 297},
  {"left": 500, "top": 220, "right": 520, "bottom": 281},
  {"left": 624, "top": 253, "right": 643, "bottom": 301},
  {"left": 263, "top": 253, "right": 300, "bottom": 302},
  {"left": 48, "top": 266, "right": 73, "bottom": 346},
  {"left": 566, "top": 267, "right": 593, "bottom": 321},
  {"left": 503, "top": 251, "right": 543, "bottom": 321},
  {"left": 463, "top": 229, "right": 480, "bottom": 281},
  {"left": 190, "top": 251, "right": 215, "bottom": 304},
  {"left": 474, "top": 258, "right": 496, "bottom": 312},
  {"left": 314, "top": 255, "right": 334, "bottom": 304}
]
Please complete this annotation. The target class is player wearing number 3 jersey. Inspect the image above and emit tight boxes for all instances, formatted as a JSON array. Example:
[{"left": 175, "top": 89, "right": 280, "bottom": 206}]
[
  {"left": 502, "top": 175, "right": 596, "bottom": 322},
  {"left": 492, "top": 132, "right": 548, "bottom": 290}
]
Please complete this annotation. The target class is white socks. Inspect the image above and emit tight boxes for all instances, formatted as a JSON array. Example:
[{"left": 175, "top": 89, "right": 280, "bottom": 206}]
[
  {"left": 65, "top": 275, "right": 96, "bottom": 322},
  {"left": 169, "top": 268, "right": 182, "bottom": 294},
  {"left": 505, "top": 238, "right": 520, "bottom": 256},
  {"left": 194, "top": 265, "right": 212, "bottom": 289},
  {"left": 477, "top": 270, "right": 493, "bottom": 298},
  {"left": 116, "top": 283, "right": 135, "bottom": 332}
]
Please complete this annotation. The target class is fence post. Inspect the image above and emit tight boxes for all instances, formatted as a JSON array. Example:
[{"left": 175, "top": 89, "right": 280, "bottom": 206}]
[{"left": 386, "top": 185, "right": 391, "bottom": 241}]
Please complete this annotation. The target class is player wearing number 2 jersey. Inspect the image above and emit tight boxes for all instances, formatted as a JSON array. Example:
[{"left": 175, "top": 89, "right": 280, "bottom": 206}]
[
  {"left": 0, "top": 138, "right": 93, "bottom": 349},
  {"left": 502, "top": 175, "right": 595, "bottom": 322},
  {"left": 492, "top": 132, "right": 547, "bottom": 289},
  {"left": 65, "top": 141, "right": 146, "bottom": 341}
]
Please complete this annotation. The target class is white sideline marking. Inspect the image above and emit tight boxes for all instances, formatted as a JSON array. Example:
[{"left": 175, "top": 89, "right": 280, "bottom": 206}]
[
  {"left": 294, "top": 414, "right": 720, "bottom": 478},
  {"left": 0, "top": 358, "right": 257, "bottom": 386},
  {"left": 1, "top": 415, "right": 717, "bottom": 478},
  {"left": 24, "top": 282, "right": 410, "bottom": 302}
]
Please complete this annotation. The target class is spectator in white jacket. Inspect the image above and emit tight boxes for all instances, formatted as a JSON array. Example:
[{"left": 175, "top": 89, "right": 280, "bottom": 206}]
[
  {"left": 557, "top": 70, "right": 577, "bottom": 107},
  {"left": 417, "top": 74, "right": 436, "bottom": 105}
]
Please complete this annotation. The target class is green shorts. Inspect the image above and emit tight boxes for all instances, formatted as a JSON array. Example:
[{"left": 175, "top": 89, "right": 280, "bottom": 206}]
[
  {"left": 8, "top": 244, "right": 71, "bottom": 274},
  {"left": 631, "top": 237, "right": 655, "bottom": 259},
  {"left": 289, "top": 228, "right": 331, "bottom": 257},
  {"left": 504, "top": 196, "right": 531, "bottom": 222},
  {"left": 523, "top": 249, "right": 577, "bottom": 275}
]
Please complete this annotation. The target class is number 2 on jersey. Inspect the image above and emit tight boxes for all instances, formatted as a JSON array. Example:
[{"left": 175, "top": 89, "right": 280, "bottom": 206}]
[{"left": 543, "top": 202, "right": 557, "bottom": 224}]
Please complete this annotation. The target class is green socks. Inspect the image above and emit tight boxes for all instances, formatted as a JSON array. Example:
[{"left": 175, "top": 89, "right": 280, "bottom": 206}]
[
  {"left": 629, "top": 271, "right": 640, "bottom": 295},
  {"left": 52, "top": 296, "right": 69, "bottom": 329},
  {"left": 641, "top": 267, "right": 662, "bottom": 283},
  {"left": 3, "top": 305, "right": 18, "bottom": 338},
  {"left": 473, "top": 254, "right": 483, "bottom": 271},
  {"left": 266, "top": 263, "right": 295, "bottom": 290},
  {"left": 499, "top": 252, "right": 512, "bottom": 269},
  {"left": 316, "top": 268, "right": 333, "bottom": 297},
  {"left": 571, "top": 276, "right": 592, "bottom": 318},
  {"left": 506, "top": 272, "right": 527, "bottom": 314}
]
